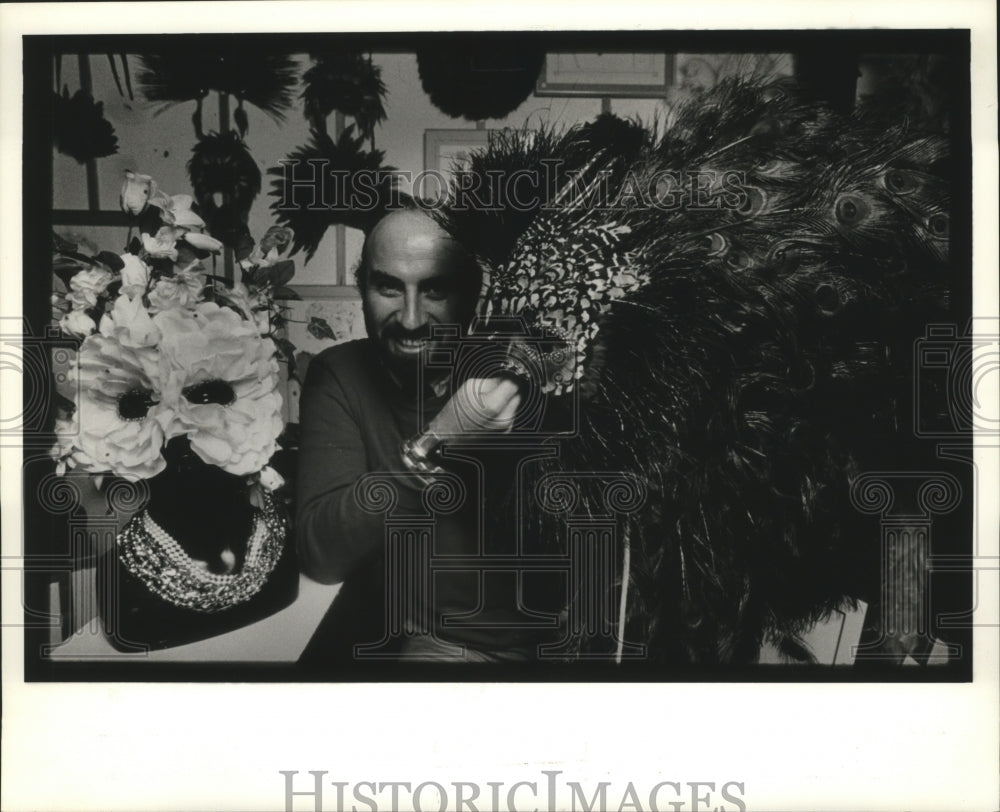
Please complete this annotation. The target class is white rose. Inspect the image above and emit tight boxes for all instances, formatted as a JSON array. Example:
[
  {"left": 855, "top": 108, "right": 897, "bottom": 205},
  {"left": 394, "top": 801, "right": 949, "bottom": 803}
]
[
  {"left": 141, "top": 227, "right": 181, "bottom": 260},
  {"left": 119, "top": 254, "right": 150, "bottom": 299},
  {"left": 64, "top": 289, "right": 93, "bottom": 310},
  {"left": 100, "top": 294, "right": 160, "bottom": 348},
  {"left": 69, "top": 267, "right": 114, "bottom": 306},
  {"left": 253, "top": 309, "right": 271, "bottom": 335},
  {"left": 184, "top": 231, "right": 224, "bottom": 253},
  {"left": 59, "top": 309, "right": 96, "bottom": 337},
  {"left": 147, "top": 269, "right": 205, "bottom": 313},
  {"left": 249, "top": 226, "right": 295, "bottom": 267},
  {"left": 161, "top": 194, "right": 206, "bottom": 229},
  {"left": 257, "top": 465, "right": 285, "bottom": 491}
]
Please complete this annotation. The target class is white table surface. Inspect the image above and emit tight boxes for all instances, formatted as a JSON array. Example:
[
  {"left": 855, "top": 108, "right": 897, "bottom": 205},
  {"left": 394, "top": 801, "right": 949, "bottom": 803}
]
[{"left": 48, "top": 574, "right": 341, "bottom": 662}]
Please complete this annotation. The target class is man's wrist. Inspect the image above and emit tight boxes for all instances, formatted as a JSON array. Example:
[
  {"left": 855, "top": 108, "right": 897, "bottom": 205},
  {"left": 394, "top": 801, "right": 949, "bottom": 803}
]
[
  {"left": 400, "top": 430, "right": 446, "bottom": 485},
  {"left": 409, "top": 427, "right": 445, "bottom": 459}
]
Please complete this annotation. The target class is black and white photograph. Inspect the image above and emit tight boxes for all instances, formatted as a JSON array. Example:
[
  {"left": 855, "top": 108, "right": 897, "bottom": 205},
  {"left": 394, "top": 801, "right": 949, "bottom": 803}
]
[{"left": 2, "top": 2, "right": 997, "bottom": 811}]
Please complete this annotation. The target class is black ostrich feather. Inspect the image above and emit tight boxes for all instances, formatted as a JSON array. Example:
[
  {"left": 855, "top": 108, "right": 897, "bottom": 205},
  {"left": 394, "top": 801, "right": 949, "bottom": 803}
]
[
  {"left": 53, "top": 87, "right": 119, "bottom": 163},
  {"left": 438, "top": 76, "right": 954, "bottom": 664},
  {"left": 434, "top": 114, "right": 653, "bottom": 270},
  {"left": 301, "top": 51, "right": 387, "bottom": 142},
  {"left": 267, "top": 125, "right": 397, "bottom": 261}
]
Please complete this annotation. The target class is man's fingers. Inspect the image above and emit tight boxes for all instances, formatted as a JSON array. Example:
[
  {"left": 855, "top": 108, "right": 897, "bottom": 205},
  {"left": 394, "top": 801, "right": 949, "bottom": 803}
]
[
  {"left": 469, "top": 377, "right": 517, "bottom": 398},
  {"left": 476, "top": 378, "right": 520, "bottom": 413},
  {"left": 465, "top": 378, "right": 521, "bottom": 415},
  {"left": 495, "top": 393, "right": 522, "bottom": 427},
  {"left": 434, "top": 378, "right": 524, "bottom": 435}
]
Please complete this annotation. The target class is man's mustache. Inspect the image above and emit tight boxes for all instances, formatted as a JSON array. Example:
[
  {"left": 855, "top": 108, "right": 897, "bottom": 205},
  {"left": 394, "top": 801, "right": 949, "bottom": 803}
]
[{"left": 382, "top": 324, "right": 432, "bottom": 342}]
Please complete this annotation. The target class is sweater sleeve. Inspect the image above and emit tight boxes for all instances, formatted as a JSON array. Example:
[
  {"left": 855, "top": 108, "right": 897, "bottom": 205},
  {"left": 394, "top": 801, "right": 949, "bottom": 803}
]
[{"left": 294, "top": 349, "right": 428, "bottom": 584}]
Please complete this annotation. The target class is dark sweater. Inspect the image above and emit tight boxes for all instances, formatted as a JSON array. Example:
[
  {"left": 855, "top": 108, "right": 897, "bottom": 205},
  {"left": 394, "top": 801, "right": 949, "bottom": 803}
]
[{"left": 296, "top": 338, "right": 563, "bottom": 658}]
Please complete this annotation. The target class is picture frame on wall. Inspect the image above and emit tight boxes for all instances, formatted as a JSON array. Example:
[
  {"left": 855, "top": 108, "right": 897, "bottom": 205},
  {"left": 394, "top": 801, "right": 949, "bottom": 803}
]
[{"left": 535, "top": 52, "right": 673, "bottom": 97}]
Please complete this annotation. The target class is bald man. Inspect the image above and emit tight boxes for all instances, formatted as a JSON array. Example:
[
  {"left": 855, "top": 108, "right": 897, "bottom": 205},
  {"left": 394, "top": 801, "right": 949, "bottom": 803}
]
[{"left": 296, "top": 205, "right": 552, "bottom": 665}]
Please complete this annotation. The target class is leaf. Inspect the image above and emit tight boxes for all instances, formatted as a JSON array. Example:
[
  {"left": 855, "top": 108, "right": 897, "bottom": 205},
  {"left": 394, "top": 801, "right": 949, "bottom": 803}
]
[
  {"left": 95, "top": 251, "right": 125, "bottom": 272},
  {"left": 53, "top": 232, "right": 77, "bottom": 252},
  {"left": 241, "top": 265, "right": 264, "bottom": 286},
  {"left": 84, "top": 304, "right": 105, "bottom": 324},
  {"left": 234, "top": 232, "right": 256, "bottom": 262},
  {"left": 202, "top": 273, "right": 234, "bottom": 288},
  {"left": 52, "top": 255, "right": 94, "bottom": 289},
  {"left": 148, "top": 256, "right": 175, "bottom": 276},
  {"left": 136, "top": 206, "right": 163, "bottom": 236},
  {"left": 273, "top": 286, "right": 300, "bottom": 300},
  {"left": 174, "top": 240, "right": 203, "bottom": 266},
  {"left": 54, "top": 391, "right": 77, "bottom": 417},
  {"left": 267, "top": 260, "right": 295, "bottom": 287},
  {"left": 58, "top": 250, "right": 98, "bottom": 268},
  {"left": 307, "top": 315, "right": 337, "bottom": 341},
  {"left": 274, "top": 337, "right": 298, "bottom": 375}
]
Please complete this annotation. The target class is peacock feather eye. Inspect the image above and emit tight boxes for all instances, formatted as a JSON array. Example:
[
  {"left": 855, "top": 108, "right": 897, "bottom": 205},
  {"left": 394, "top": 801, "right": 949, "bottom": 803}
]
[
  {"left": 767, "top": 241, "right": 803, "bottom": 273},
  {"left": 834, "top": 193, "right": 870, "bottom": 226},
  {"left": 885, "top": 169, "right": 915, "bottom": 194},
  {"left": 704, "top": 233, "right": 729, "bottom": 257},
  {"left": 927, "top": 213, "right": 949, "bottom": 238},
  {"left": 117, "top": 388, "right": 158, "bottom": 422},
  {"left": 814, "top": 281, "right": 855, "bottom": 315},
  {"left": 182, "top": 379, "right": 236, "bottom": 406},
  {"left": 738, "top": 187, "right": 767, "bottom": 216},
  {"left": 726, "top": 250, "right": 752, "bottom": 270}
]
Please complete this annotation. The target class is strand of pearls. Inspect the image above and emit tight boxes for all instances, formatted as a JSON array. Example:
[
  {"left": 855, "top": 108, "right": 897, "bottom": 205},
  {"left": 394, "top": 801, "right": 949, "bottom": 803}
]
[{"left": 116, "top": 488, "right": 288, "bottom": 613}]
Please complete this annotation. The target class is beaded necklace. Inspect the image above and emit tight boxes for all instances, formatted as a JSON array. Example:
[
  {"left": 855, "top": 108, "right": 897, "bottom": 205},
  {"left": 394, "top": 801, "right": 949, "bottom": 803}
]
[{"left": 116, "top": 488, "right": 288, "bottom": 613}]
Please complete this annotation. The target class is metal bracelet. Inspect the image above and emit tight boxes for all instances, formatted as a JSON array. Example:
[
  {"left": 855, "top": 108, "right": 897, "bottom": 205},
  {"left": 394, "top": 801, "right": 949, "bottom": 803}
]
[
  {"left": 400, "top": 438, "right": 446, "bottom": 485},
  {"left": 408, "top": 429, "right": 445, "bottom": 461}
]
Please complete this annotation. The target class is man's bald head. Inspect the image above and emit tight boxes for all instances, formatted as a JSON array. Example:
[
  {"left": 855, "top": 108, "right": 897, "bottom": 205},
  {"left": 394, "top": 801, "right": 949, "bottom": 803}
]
[
  {"left": 357, "top": 206, "right": 479, "bottom": 298},
  {"left": 358, "top": 206, "right": 482, "bottom": 373}
]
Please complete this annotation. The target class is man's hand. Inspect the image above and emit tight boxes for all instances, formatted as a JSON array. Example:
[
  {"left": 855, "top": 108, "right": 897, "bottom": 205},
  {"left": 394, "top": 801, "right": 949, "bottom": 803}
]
[{"left": 428, "top": 377, "right": 522, "bottom": 438}]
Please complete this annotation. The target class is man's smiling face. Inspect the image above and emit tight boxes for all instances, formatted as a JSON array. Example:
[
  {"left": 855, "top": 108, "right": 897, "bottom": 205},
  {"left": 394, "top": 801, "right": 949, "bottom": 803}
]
[{"left": 360, "top": 209, "right": 479, "bottom": 376}]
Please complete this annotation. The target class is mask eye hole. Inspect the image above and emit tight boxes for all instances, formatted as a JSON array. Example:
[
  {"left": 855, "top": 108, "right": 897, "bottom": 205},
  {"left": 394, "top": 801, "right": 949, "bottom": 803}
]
[
  {"left": 117, "top": 389, "right": 157, "bottom": 421},
  {"left": 183, "top": 380, "right": 236, "bottom": 406}
]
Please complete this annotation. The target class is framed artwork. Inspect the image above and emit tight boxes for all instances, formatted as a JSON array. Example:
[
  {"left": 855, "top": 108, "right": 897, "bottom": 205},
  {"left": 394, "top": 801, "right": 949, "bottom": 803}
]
[{"left": 536, "top": 52, "right": 672, "bottom": 97}]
